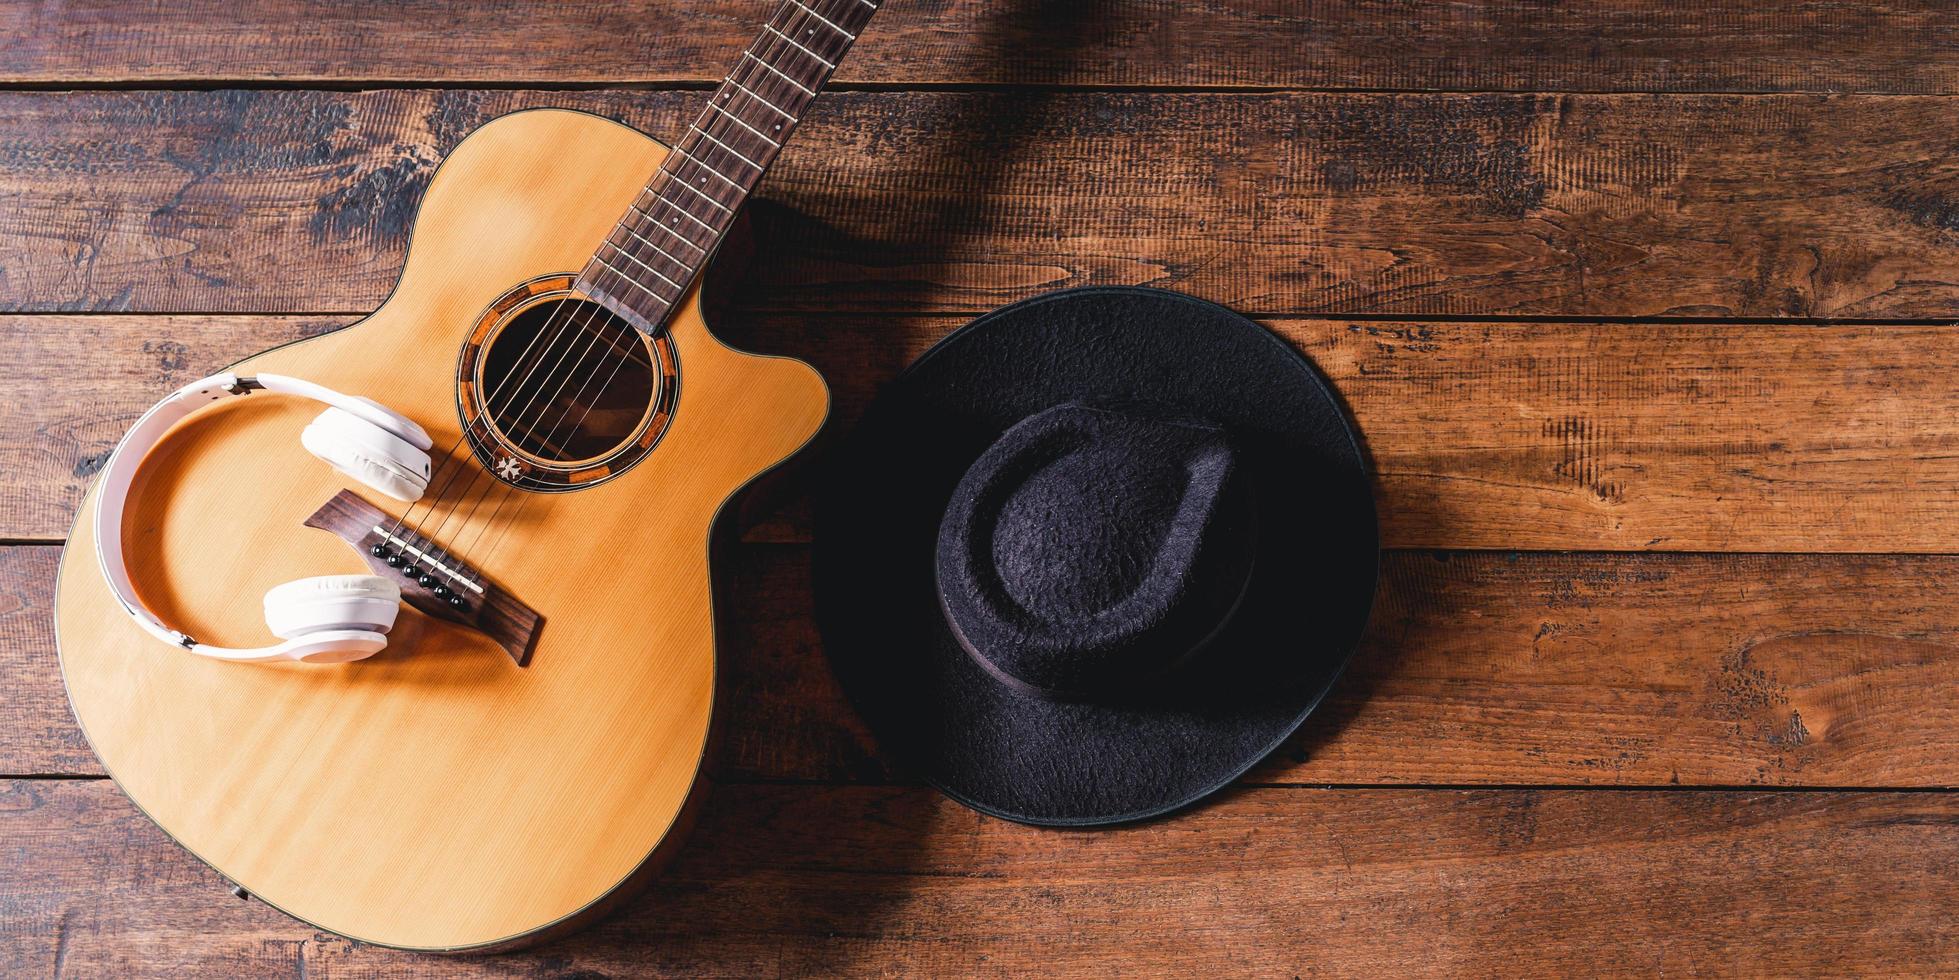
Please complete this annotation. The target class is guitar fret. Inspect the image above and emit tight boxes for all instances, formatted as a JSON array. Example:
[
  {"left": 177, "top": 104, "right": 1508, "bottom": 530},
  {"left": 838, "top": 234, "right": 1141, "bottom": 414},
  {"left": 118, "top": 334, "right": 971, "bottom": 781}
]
[
  {"left": 707, "top": 101, "right": 783, "bottom": 148},
  {"left": 724, "top": 77, "right": 798, "bottom": 122},
  {"left": 659, "top": 196, "right": 722, "bottom": 234},
  {"left": 741, "top": 50, "right": 818, "bottom": 97},
  {"left": 617, "top": 214, "right": 695, "bottom": 268},
  {"left": 662, "top": 154, "right": 744, "bottom": 202},
  {"left": 662, "top": 147, "right": 743, "bottom": 191},
  {"left": 764, "top": 24, "right": 837, "bottom": 69},
  {"left": 622, "top": 222, "right": 706, "bottom": 281},
  {"left": 788, "top": 0, "right": 854, "bottom": 40},
  {"left": 668, "top": 175, "right": 736, "bottom": 214},
  {"left": 599, "top": 239, "right": 686, "bottom": 291},
  {"left": 690, "top": 126, "right": 765, "bottom": 172},
  {"left": 606, "top": 235, "right": 687, "bottom": 283},
  {"left": 583, "top": 267, "right": 666, "bottom": 333},
  {"left": 590, "top": 254, "right": 674, "bottom": 306},
  {"left": 633, "top": 202, "right": 711, "bottom": 252}
]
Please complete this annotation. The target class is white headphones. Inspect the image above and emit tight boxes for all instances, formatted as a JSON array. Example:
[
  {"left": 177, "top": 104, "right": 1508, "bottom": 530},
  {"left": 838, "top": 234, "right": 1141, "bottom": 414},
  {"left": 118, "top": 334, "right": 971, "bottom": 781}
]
[{"left": 93, "top": 372, "right": 434, "bottom": 664}]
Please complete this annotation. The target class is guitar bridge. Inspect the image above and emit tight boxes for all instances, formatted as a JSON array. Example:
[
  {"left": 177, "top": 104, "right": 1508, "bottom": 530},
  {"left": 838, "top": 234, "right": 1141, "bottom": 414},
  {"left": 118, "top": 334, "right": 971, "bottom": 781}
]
[{"left": 304, "top": 490, "right": 541, "bottom": 666}]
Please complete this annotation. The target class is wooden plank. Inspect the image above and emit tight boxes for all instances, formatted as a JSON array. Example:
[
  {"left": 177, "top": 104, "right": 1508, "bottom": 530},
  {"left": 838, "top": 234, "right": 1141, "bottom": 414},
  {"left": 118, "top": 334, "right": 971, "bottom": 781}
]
[
  {"left": 0, "top": 549, "right": 90, "bottom": 775},
  {"left": 0, "top": 316, "right": 342, "bottom": 542},
  {"left": 4, "top": 90, "right": 1958, "bottom": 319},
  {"left": 12, "top": 544, "right": 1959, "bottom": 786},
  {"left": 16, "top": 313, "right": 1959, "bottom": 553},
  {"left": 5, "top": 1, "right": 1959, "bottom": 95},
  {"left": 732, "top": 547, "right": 1959, "bottom": 788},
  {"left": 751, "top": 315, "right": 1959, "bottom": 553},
  {"left": 3, "top": 779, "right": 1954, "bottom": 975}
]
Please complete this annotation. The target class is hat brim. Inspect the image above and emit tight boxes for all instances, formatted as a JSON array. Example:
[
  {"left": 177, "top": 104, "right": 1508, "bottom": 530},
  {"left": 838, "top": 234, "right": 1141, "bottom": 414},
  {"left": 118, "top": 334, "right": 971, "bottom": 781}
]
[{"left": 814, "top": 287, "right": 1379, "bottom": 826}]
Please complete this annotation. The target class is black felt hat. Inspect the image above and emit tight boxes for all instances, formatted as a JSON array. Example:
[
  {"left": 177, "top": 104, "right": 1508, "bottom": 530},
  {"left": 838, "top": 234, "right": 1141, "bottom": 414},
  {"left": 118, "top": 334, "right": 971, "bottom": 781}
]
[{"left": 814, "top": 286, "right": 1378, "bottom": 826}]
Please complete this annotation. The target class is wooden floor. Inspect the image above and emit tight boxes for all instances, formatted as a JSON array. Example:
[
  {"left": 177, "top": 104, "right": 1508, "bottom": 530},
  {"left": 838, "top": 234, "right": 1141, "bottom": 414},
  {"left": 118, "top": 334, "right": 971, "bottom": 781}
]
[{"left": 5, "top": 1, "right": 1959, "bottom": 975}]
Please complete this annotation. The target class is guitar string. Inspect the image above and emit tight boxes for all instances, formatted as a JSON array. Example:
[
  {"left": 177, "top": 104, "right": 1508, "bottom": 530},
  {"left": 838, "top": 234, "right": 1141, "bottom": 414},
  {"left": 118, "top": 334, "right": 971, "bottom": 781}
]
[
  {"left": 422, "top": 301, "right": 636, "bottom": 571},
  {"left": 476, "top": 0, "right": 842, "bottom": 458},
  {"left": 529, "top": 4, "right": 856, "bottom": 456},
  {"left": 403, "top": 297, "right": 618, "bottom": 583},
  {"left": 428, "top": 165, "right": 714, "bottom": 569},
  {"left": 424, "top": 0, "right": 870, "bottom": 578},
  {"left": 378, "top": 289, "right": 610, "bottom": 586},
  {"left": 379, "top": 294, "right": 592, "bottom": 556},
  {"left": 446, "top": 21, "right": 829, "bottom": 573},
  {"left": 423, "top": 85, "right": 742, "bottom": 557},
  {"left": 392, "top": 215, "right": 680, "bottom": 565},
  {"left": 421, "top": 199, "right": 702, "bottom": 577},
  {"left": 433, "top": 229, "right": 692, "bottom": 572},
  {"left": 389, "top": 288, "right": 614, "bottom": 559},
  {"left": 493, "top": 0, "right": 843, "bottom": 477},
  {"left": 451, "top": 2, "right": 863, "bottom": 575},
  {"left": 524, "top": 24, "right": 815, "bottom": 461},
  {"left": 424, "top": 201, "right": 710, "bottom": 571},
  {"left": 449, "top": 457, "right": 531, "bottom": 569},
  {"left": 436, "top": 145, "right": 740, "bottom": 572},
  {"left": 436, "top": 247, "right": 685, "bottom": 571}
]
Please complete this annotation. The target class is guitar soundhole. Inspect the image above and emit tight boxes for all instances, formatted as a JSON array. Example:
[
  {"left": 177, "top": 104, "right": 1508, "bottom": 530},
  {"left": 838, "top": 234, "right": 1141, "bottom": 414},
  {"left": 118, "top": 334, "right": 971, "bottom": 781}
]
[
  {"left": 480, "top": 298, "right": 653, "bottom": 462},
  {"left": 460, "top": 276, "right": 679, "bottom": 492}
]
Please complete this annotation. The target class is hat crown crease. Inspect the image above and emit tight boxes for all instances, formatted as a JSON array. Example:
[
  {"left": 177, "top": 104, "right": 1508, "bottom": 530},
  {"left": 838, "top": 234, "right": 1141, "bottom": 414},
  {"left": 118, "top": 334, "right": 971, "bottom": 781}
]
[
  {"left": 991, "top": 443, "right": 1233, "bottom": 637},
  {"left": 938, "top": 402, "right": 1253, "bottom": 698}
]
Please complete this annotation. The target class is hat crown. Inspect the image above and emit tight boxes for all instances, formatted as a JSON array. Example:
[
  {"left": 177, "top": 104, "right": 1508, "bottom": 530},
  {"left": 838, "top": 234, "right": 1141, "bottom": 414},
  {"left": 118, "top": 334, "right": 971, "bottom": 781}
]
[
  {"left": 992, "top": 436, "right": 1191, "bottom": 623},
  {"left": 936, "top": 402, "right": 1256, "bottom": 699}
]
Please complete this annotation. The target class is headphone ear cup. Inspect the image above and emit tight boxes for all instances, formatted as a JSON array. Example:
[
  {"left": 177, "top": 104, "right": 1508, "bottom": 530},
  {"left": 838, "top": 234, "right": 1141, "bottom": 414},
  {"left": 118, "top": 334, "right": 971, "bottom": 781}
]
[
  {"left": 264, "top": 574, "right": 403, "bottom": 640},
  {"left": 301, "top": 407, "right": 433, "bottom": 501}
]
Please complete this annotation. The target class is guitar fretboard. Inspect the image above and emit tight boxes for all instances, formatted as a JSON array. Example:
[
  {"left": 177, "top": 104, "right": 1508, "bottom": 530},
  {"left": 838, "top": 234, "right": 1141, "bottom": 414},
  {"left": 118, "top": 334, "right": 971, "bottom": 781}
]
[{"left": 577, "top": 0, "right": 880, "bottom": 333}]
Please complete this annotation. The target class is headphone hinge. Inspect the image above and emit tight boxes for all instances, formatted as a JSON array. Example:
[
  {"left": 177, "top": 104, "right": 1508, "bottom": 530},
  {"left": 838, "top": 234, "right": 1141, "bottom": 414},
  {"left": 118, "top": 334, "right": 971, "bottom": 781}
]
[{"left": 223, "top": 376, "right": 266, "bottom": 395}]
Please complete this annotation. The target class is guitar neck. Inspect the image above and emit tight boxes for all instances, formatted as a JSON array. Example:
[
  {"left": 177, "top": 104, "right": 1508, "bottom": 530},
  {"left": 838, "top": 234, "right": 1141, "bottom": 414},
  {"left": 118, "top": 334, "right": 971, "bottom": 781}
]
[{"left": 578, "top": 0, "right": 881, "bottom": 332}]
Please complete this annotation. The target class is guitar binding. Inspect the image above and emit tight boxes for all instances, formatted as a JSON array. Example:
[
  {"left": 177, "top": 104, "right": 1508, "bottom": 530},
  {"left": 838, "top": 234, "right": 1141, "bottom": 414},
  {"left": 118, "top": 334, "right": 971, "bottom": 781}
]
[{"left": 457, "top": 273, "right": 681, "bottom": 493}]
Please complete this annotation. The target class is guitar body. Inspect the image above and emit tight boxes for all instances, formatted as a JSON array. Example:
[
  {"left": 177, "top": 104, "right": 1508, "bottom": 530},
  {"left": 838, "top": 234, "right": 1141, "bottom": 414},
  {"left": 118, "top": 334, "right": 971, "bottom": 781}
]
[{"left": 53, "top": 108, "right": 828, "bottom": 950}]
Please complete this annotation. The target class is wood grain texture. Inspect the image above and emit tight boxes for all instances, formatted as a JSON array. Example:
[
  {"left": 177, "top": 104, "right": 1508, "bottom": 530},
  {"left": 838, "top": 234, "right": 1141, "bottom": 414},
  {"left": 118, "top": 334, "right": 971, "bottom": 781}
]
[
  {"left": 19, "top": 313, "right": 1959, "bottom": 553},
  {"left": 754, "top": 315, "right": 1959, "bottom": 553},
  {"left": 7, "top": 0, "right": 1959, "bottom": 94},
  {"left": 4, "top": 779, "right": 1955, "bottom": 976},
  {"left": 0, "top": 315, "right": 342, "bottom": 541},
  {"left": 5, "top": 90, "right": 1959, "bottom": 319},
  {"left": 13, "top": 544, "right": 1959, "bottom": 787},
  {"left": 0, "top": 548, "right": 88, "bottom": 775}
]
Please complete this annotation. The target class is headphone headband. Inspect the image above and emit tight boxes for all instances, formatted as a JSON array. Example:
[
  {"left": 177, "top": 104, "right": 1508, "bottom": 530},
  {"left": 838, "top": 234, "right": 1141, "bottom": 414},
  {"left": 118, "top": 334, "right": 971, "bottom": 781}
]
[{"left": 91, "top": 372, "right": 421, "bottom": 662}]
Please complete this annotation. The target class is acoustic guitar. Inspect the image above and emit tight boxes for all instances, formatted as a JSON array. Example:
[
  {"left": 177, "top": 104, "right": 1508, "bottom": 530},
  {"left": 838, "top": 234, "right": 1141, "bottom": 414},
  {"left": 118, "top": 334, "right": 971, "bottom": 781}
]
[{"left": 54, "top": 0, "right": 879, "bottom": 951}]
